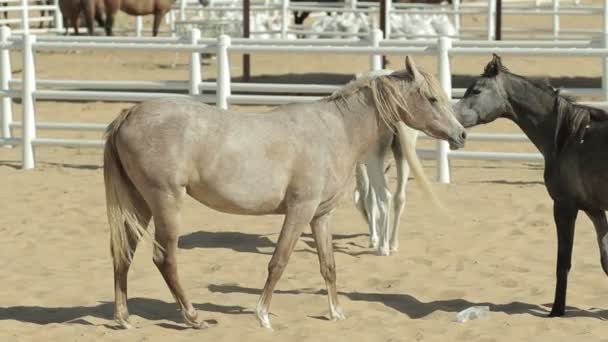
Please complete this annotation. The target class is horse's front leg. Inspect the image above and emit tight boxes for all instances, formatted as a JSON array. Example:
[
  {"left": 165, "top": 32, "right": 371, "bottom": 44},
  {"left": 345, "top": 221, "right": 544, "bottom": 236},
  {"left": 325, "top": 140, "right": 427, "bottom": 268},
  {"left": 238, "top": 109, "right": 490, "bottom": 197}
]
[
  {"left": 549, "top": 201, "right": 578, "bottom": 317},
  {"left": 311, "top": 210, "right": 345, "bottom": 321},
  {"left": 255, "top": 201, "right": 317, "bottom": 329}
]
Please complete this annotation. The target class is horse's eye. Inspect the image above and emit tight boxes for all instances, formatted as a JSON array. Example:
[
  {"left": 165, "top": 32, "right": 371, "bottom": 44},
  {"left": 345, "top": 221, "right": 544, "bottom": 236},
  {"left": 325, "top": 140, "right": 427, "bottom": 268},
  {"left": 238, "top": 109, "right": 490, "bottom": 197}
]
[
  {"left": 429, "top": 97, "right": 438, "bottom": 103},
  {"left": 464, "top": 88, "right": 481, "bottom": 98}
]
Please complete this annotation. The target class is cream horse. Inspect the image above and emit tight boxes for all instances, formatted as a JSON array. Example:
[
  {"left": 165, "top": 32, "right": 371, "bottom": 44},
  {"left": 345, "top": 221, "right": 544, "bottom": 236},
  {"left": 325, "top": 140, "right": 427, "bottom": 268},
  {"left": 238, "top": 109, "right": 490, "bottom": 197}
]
[
  {"left": 103, "top": 57, "right": 466, "bottom": 330},
  {"left": 353, "top": 69, "right": 420, "bottom": 256}
]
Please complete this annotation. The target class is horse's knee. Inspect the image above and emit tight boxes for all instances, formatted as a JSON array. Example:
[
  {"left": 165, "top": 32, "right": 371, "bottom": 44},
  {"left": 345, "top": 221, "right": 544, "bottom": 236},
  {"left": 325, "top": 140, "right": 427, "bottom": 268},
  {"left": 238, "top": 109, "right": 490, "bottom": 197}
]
[{"left": 320, "top": 263, "right": 336, "bottom": 282}]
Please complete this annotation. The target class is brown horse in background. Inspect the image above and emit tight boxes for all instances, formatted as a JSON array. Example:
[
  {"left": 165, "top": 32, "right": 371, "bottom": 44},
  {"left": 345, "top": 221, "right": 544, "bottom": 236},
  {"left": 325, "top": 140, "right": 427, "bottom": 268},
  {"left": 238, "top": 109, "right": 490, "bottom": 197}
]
[{"left": 59, "top": 0, "right": 105, "bottom": 35}]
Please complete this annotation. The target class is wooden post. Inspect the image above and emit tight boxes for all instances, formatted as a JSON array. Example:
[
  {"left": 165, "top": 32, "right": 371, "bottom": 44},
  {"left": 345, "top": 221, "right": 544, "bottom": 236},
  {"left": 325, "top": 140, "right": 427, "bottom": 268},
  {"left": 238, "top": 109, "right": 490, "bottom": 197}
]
[
  {"left": 495, "top": 0, "right": 502, "bottom": 40},
  {"left": 243, "top": 0, "right": 251, "bottom": 82},
  {"left": 379, "top": 0, "right": 387, "bottom": 67}
]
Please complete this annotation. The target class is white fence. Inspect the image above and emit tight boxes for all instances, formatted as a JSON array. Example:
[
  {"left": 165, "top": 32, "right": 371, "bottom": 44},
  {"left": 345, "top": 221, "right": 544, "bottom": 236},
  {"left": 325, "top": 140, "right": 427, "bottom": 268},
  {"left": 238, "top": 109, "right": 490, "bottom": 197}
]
[{"left": 2, "top": 26, "right": 608, "bottom": 182}]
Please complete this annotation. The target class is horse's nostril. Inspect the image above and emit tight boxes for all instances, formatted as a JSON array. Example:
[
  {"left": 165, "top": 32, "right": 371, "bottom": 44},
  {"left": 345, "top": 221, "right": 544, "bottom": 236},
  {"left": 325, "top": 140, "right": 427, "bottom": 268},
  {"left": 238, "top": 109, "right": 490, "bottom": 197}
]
[{"left": 460, "top": 131, "right": 467, "bottom": 140}]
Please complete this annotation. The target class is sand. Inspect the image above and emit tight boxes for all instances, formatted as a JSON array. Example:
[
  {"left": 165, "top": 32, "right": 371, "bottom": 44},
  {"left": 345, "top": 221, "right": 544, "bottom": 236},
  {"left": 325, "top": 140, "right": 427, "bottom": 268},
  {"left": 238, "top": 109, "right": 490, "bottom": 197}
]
[{"left": 2, "top": 3, "right": 608, "bottom": 341}]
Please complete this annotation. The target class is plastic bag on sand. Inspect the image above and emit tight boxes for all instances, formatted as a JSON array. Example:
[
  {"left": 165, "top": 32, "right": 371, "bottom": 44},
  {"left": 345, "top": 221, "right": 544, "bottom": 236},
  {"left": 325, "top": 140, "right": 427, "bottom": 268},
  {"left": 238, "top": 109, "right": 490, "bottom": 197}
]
[{"left": 455, "top": 306, "right": 490, "bottom": 323}]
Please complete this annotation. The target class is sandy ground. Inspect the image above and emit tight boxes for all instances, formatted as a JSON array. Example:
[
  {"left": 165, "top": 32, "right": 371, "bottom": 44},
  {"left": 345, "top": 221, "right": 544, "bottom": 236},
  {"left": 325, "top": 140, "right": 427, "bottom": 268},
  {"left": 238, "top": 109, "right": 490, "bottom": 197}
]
[{"left": 2, "top": 2, "right": 608, "bottom": 341}]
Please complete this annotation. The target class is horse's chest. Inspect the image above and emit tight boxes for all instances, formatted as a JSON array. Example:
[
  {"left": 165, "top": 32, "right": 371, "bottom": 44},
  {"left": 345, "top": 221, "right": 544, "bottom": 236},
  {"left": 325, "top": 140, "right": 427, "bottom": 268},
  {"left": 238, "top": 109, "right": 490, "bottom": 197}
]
[{"left": 544, "top": 158, "right": 606, "bottom": 209}]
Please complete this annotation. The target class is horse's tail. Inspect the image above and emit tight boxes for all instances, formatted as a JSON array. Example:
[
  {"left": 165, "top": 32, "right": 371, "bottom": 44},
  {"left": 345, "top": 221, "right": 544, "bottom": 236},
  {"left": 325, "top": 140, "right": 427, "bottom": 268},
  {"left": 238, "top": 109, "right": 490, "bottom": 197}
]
[
  {"left": 397, "top": 124, "right": 446, "bottom": 212},
  {"left": 104, "top": 107, "right": 156, "bottom": 271}
]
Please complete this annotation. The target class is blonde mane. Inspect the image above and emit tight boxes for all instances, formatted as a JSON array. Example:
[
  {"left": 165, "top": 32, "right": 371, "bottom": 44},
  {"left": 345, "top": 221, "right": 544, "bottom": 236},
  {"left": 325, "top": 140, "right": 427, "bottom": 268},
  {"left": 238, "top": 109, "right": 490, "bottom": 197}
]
[{"left": 325, "top": 69, "right": 449, "bottom": 130}]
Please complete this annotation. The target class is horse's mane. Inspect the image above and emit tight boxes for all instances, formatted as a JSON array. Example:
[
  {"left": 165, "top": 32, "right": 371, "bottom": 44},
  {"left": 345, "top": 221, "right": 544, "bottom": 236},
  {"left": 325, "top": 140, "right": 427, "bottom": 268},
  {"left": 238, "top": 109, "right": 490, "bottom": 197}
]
[
  {"left": 506, "top": 71, "right": 608, "bottom": 155},
  {"left": 324, "top": 69, "right": 449, "bottom": 130}
]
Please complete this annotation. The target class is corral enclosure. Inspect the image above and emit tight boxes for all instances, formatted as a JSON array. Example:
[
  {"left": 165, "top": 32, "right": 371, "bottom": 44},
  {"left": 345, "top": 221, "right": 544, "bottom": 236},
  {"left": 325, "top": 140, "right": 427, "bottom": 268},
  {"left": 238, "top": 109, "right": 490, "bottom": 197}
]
[{"left": 2, "top": 0, "right": 608, "bottom": 341}]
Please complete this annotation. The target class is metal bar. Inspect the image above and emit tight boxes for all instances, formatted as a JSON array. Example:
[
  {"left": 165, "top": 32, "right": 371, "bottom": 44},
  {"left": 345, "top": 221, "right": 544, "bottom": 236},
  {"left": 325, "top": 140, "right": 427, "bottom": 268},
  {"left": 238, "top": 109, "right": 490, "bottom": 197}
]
[
  {"left": 10, "top": 121, "right": 107, "bottom": 131},
  {"left": 448, "top": 150, "right": 543, "bottom": 161},
  {"left": 32, "top": 138, "right": 104, "bottom": 148}
]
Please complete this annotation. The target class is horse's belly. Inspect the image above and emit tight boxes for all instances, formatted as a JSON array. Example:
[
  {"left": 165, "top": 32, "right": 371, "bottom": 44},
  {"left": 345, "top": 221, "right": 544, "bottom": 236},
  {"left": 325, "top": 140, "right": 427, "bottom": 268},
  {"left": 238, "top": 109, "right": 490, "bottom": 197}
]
[
  {"left": 121, "top": 1, "right": 155, "bottom": 15},
  {"left": 186, "top": 180, "right": 287, "bottom": 215}
]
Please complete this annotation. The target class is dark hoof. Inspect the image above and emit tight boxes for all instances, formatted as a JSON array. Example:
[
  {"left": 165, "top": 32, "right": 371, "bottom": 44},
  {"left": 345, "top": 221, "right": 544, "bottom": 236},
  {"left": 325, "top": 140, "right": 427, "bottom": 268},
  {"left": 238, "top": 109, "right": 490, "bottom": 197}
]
[{"left": 548, "top": 310, "right": 564, "bottom": 317}]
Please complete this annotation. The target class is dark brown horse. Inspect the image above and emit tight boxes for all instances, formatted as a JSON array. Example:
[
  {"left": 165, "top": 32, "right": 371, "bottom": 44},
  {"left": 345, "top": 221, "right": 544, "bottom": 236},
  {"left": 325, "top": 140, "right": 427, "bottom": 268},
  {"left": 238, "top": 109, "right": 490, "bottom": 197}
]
[
  {"left": 59, "top": 0, "right": 105, "bottom": 35},
  {"left": 454, "top": 54, "right": 608, "bottom": 317}
]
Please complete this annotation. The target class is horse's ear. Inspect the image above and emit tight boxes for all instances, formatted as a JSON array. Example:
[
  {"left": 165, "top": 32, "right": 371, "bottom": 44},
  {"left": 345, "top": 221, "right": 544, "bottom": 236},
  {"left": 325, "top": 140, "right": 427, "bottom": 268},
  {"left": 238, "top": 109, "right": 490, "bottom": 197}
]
[
  {"left": 482, "top": 54, "right": 504, "bottom": 77},
  {"left": 404, "top": 56, "right": 422, "bottom": 81}
]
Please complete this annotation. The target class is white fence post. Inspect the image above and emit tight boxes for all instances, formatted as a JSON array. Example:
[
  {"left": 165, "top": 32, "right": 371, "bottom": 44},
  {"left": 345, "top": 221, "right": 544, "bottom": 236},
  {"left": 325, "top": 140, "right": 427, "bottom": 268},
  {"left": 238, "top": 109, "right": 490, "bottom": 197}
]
[
  {"left": 369, "top": 29, "right": 382, "bottom": 71},
  {"left": 436, "top": 36, "right": 452, "bottom": 184},
  {"left": 53, "top": 0, "right": 63, "bottom": 32},
  {"left": 22, "top": 33, "right": 37, "bottom": 169},
  {"left": 604, "top": 0, "right": 608, "bottom": 100},
  {"left": 189, "top": 28, "right": 202, "bottom": 95},
  {"left": 487, "top": 0, "right": 496, "bottom": 40},
  {"left": 552, "top": 0, "right": 560, "bottom": 40},
  {"left": 0, "top": 26, "right": 12, "bottom": 146},
  {"left": 281, "top": 0, "right": 290, "bottom": 39},
  {"left": 180, "top": 0, "right": 187, "bottom": 21},
  {"left": 20, "top": 0, "right": 30, "bottom": 34},
  {"left": 453, "top": 0, "right": 461, "bottom": 36},
  {"left": 135, "top": 16, "right": 143, "bottom": 37},
  {"left": 217, "top": 34, "right": 231, "bottom": 110}
]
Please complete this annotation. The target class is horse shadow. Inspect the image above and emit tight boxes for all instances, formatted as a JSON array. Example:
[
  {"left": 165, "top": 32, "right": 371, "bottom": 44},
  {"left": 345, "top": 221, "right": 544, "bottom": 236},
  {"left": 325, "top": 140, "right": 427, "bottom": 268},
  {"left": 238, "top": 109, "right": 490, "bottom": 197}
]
[
  {"left": 2, "top": 287, "right": 605, "bottom": 329},
  {"left": 178, "top": 230, "right": 371, "bottom": 256},
  {"left": 207, "top": 283, "right": 608, "bottom": 321},
  {"left": 0, "top": 297, "right": 249, "bottom": 328}
]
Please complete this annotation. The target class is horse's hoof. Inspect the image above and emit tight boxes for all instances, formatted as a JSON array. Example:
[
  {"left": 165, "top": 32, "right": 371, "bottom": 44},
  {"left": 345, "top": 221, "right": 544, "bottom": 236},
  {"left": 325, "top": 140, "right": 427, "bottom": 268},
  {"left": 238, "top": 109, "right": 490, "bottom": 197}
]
[
  {"left": 548, "top": 309, "right": 564, "bottom": 318},
  {"left": 183, "top": 310, "right": 209, "bottom": 329},
  {"left": 255, "top": 310, "right": 273, "bottom": 329},
  {"left": 114, "top": 316, "right": 132, "bottom": 329},
  {"left": 376, "top": 247, "right": 391, "bottom": 256},
  {"left": 330, "top": 307, "right": 346, "bottom": 321}
]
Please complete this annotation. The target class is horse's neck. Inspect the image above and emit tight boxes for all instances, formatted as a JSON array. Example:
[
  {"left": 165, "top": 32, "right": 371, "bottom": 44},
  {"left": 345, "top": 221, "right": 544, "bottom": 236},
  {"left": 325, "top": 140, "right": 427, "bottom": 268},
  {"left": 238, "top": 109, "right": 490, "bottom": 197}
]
[
  {"left": 506, "top": 79, "right": 558, "bottom": 158},
  {"left": 328, "top": 92, "right": 391, "bottom": 161}
]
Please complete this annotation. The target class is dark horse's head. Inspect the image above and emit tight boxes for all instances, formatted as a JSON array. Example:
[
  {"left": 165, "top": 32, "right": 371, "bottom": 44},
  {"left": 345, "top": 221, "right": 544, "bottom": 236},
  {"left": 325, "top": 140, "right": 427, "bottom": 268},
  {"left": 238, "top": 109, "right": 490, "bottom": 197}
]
[
  {"left": 452, "top": 54, "right": 517, "bottom": 128},
  {"left": 454, "top": 54, "right": 608, "bottom": 155},
  {"left": 198, "top": 0, "right": 210, "bottom": 6}
]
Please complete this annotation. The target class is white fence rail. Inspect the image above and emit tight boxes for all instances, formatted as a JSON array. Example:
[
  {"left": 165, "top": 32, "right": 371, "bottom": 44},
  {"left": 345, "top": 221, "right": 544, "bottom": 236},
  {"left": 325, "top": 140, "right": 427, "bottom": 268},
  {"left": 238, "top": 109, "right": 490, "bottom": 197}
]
[{"left": 3, "top": 26, "right": 608, "bottom": 182}]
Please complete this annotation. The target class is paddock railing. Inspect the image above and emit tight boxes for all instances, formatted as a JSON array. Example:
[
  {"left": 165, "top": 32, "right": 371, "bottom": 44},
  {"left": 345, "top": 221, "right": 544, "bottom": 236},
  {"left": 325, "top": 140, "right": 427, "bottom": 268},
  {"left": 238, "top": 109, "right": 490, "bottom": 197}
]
[{"left": 2, "top": 26, "right": 608, "bottom": 183}]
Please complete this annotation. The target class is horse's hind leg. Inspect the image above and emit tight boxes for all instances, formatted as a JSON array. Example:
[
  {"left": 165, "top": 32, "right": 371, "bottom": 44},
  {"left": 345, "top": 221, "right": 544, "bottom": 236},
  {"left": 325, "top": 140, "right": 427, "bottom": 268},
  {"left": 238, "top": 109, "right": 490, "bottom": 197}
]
[
  {"left": 549, "top": 202, "right": 577, "bottom": 317},
  {"left": 585, "top": 210, "right": 608, "bottom": 276},
  {"left": 150, "top": 188, "right": 207, "bottom": 329},
  {"left": 256, "top": 201, "right": 317, "bottom": 329},
  {"left": 311, "top": 210, "right": 345, "bottom": 321},
  {"left": 113, "top": 193, "right": 151, "bottom": 329}
]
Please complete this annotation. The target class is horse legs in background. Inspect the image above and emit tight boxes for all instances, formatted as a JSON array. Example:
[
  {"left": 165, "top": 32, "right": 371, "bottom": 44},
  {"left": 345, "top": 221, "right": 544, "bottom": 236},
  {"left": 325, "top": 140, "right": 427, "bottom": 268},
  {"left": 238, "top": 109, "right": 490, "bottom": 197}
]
[
  {"left": 82, "top": 0, "right": 96, "bottom": 34},
  {"left": 366, "top": 154, "right": 392, "bottom": 256},
  {"left": 152, "top": 10, "right": 168, "bottom": 37},
  {"left": 354, "top": 164, "right": 379, "bottom": 248},
  {"left": 389, "top": 123, "right": 418, "bottom": 252}
]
